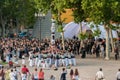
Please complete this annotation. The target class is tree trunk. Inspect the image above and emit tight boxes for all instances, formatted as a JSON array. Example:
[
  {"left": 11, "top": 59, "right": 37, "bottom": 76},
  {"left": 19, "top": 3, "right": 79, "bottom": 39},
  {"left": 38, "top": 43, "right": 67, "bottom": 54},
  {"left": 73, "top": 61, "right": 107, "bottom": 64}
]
[
  {"left": 1, "top": 23, "right": 6, "bottom": 37},
  {"left": 16, "top": 19, "right": 20, "bottom": 34},
  {"left": 109, "top": 29, "right": 114, "bottom": 53},
  {"left": 0, "top": 15, "right": 6, "bottom": 37},
  {"left": 79, "top": 22, "right": 83, "bottom": 52},
  {"left": 105, "top": 26, "right": 110, "bottom": 60},
  {"left": 61, "top": 32, "right": 65, "bottom": 50}
]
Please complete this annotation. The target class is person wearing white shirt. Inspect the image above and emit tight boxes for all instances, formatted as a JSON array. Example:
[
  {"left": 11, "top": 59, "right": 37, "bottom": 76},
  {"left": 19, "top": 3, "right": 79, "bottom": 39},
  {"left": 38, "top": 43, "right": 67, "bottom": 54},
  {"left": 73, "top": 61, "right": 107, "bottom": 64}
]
[
  {"left": 22, "top": 58, "right": 25, "bottom": 65},
  {"left": 100, "top": 45, "right": 105, "bottom": 58},
  {"left": 116, "top": 69, "right": 120, "bottom": 80},
  {"left": 95, "top": 68, "right": 105, "bottom": 80},
  {"left": 35, "top": 56, "right": 39, "bottom": 66},
  {"left": 29, "top": 58, "right": 34, "bottom": 67},
  {"left": 9, "top": 69, "right": 16, "bottom": 80}
]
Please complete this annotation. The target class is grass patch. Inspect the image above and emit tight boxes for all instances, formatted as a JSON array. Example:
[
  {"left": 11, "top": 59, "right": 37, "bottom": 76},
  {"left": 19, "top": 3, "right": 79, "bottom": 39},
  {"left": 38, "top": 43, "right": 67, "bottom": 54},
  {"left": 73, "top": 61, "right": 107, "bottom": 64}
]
[{"left": 0, "top": 62, "right": 8, "bottom": 65}]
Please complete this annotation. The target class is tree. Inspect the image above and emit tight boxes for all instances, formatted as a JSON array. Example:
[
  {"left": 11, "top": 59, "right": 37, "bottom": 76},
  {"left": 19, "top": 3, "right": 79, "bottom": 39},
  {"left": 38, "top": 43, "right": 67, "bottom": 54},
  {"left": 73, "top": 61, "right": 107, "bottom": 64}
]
[
  {"left": 0, "top": 0, "right": 10, "bottom": 37},
  {"left": 82, "top": 0, "right": 120, "bottom": 60},
  {"left": 0, "top": 0, "right": 36, "bottom": 37},
  {"left": 14, "top": 0, "right": 36, "bottom": 30},
  {"left": 65, "top": 0, "right": 87, "bottom": 50},
  {"left": 35, "top": 0, "right": 67, "bottom": 50},
  {"left": 109, "top": 23, "right": 120, "bottom": 53}
]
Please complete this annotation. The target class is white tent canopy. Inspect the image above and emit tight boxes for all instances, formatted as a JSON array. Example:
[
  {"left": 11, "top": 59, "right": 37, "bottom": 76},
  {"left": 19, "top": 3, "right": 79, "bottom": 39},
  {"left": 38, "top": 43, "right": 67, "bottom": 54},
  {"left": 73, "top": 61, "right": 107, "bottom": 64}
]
[
  {"left": 63, "top": 22, "right": 118, "bottom": 39},
  {"left": 63, "top": 22, "right": 90, "bottom": 39}
]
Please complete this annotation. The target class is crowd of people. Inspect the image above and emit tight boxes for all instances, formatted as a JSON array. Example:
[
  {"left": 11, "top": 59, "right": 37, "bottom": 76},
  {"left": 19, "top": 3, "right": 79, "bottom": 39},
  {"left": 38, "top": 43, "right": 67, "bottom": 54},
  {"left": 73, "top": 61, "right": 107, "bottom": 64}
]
[
  {"left": 0, "top": 65, "right": 120, "bottom": 80},
  {"left": 0, "top": 38, "right": 77, "bottom": 69},
  {"left": 0, "top": 37, "right": 119, "bottom": 80},
  {"left": 0, "top": 37, "right": 119, "bottom": 63}
]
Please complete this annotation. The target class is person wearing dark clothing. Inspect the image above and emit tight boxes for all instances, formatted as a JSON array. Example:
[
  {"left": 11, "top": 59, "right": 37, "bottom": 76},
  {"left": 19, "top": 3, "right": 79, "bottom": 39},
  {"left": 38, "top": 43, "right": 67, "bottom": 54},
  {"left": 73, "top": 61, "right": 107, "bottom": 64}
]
[
  {"left": 115, "top": 46, "right": 119, "bottom": 60},
  {"left": 0, "top": 66, "right": 5, "bottom": 80},
  {"left": 81, "top": 46, "right": 86, "bottom": 58},
  {"left": 60, "top": 68, "right": 67, "bottom": 80},
  {"left": 0, "top": 48, "right": 5, "bottom": 62},
  {"left": 96, "top": 44, "right": 100, "bottom": 58}
]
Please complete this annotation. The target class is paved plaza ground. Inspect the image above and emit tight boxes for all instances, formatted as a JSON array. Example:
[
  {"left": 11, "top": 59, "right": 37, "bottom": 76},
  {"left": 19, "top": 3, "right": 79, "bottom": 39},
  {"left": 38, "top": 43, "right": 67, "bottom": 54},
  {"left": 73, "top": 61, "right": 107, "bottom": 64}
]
[{"left": 18, "top": 55, "right": 120, "bottom": 80}]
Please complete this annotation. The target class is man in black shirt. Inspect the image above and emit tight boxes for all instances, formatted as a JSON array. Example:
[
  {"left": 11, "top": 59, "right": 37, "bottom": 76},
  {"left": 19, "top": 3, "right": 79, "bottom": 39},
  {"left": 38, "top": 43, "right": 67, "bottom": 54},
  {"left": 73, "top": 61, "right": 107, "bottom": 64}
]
[{"left": 60, "top": 68, "right": 67, "bottom": 80}]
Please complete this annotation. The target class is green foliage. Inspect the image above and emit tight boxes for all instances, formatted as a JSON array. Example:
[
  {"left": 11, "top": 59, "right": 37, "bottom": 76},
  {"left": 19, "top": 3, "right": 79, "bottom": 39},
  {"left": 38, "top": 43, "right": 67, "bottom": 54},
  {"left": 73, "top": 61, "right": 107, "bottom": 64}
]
[
  {"left": 89, "top": 23, "right": 101, "bottom": 37},
  {"left": 34, "top": 0, "right": 66, "bottom": 23},
  {"left": 15, "top": 0, "right": 36, "bottom": 27},
  {"left": 34, "top": 0, "right": 69, "bottom": 35},
  {"left": 66, "top": 0, "right": 86, "bottom": 23},
  {"left": 89, "top": 23, "right": 95, "bottom": 29},
  {"left": 0, "top": 0, "right": 36, "bottom": 29},
  {"left": 57, "top": 25, "right": 64, "bottom": 32},
  {"left": 93, "top": 29, "right": 101, "bottom": 37},
  {"left": 0, "top": 62, "right": 8, "bottom": 65},
  {"left": 108, "top": 24, "right": 120, "bottom": 30},
  {"left": 78, "top": 33, "right": 88, "bottom": 40},
  {"left": 82, "top": 0, "right": 120, "bottom": 26},
  {"left": 34, "top": 0, "right": 52, "bottom": 14}
]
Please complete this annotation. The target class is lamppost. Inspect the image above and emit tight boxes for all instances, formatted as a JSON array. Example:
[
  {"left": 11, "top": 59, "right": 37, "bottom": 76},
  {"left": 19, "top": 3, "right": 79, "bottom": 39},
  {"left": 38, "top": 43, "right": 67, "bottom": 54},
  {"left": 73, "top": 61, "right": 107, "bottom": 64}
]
[{"left": 35, "top": 12, "right": 45, "bottom": 41}]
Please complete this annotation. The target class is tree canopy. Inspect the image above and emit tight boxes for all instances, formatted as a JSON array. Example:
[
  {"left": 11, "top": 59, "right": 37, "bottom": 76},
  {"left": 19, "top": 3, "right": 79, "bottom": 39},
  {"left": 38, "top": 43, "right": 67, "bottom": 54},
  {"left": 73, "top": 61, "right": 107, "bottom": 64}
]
[
  {"left": 82, "top": 0, "right": 120, "bottom": 25},
  {"left": 82, "top": 0, "right": 120, "bottom": 59},
  {"left": 0, "top": 0, "right": 37, "bottom": 36}
]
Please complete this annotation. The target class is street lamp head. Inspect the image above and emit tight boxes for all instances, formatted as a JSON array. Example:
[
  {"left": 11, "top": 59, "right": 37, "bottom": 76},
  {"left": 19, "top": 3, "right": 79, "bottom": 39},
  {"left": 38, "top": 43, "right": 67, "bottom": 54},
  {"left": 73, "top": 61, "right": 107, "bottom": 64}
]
[{"left": 35, "top": 12, "right": 45, "bottom": 17}]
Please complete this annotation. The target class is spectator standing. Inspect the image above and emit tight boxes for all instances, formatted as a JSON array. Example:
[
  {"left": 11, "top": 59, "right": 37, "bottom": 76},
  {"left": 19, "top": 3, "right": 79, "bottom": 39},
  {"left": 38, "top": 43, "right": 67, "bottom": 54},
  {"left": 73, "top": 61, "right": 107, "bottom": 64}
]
[
  {"left": 38, "top": 68, "right": 44, "bottom": 80},
  {"left": 32, "top": 68, "right": 38, "bottom": 80},
  {"left": 74, "top": 68, "right": 80, "bottom": 80},
  {"left": 70, "top": 69, "right": 74, "bottom": 80},
  {"left": 114, "top": 46, "right": 119, "bottom": 60},
  {"left": 116, "top": 69, "right": 120, "bottom": 80},
  {"left": 9, "top": 69, "right": 16, "bottom": 80},
  {"left": 100, "top": 45, "right": 105, "bottom": 58},
  {"left": 95, "top": 68, "right": 105, "bottom": 80},
  {"left": 13, "top": 67, "right": 20, "bottom": 80},
  {"left": 5, "top": 68, "right": 11, "bottom": 80},
  {"left": 0, "top": 66, "right": 5, "bottom": 80},
  {"left": 21, "top": 65, "right": 30, "bottom": 80},
  {"left": 60, "top": 68, "right": 67, "bottom": 80}
]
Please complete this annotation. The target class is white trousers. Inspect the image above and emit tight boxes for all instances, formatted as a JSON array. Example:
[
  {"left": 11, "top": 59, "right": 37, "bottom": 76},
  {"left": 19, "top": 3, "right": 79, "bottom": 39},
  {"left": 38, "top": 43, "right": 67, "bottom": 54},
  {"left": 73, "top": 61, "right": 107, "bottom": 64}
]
[
  {"left": 37, "top": 60, "right": 42, "bottom": 67},
  {"left": 72, "top": 58, "right": 76, "bottom": 66},
  {"left": 65, "top": 58, "right": 68, "bottom": 66},
  {"left": 21, "top": 74, "right": 27, "bottom": 80},
  {"left": 68, "top": 59, "right": 72, "bottom": 65}
]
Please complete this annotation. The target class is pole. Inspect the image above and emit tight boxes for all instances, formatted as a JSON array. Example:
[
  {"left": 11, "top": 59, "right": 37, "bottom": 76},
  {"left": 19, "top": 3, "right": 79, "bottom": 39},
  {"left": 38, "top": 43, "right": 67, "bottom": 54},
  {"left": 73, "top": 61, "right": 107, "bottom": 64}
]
[{"left": 39, "top": 17, "right": 41, "bottom": 41}]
